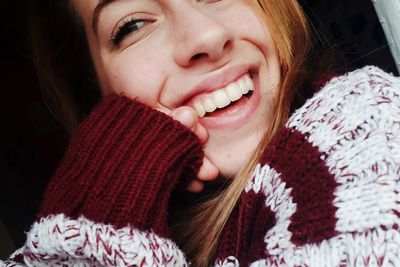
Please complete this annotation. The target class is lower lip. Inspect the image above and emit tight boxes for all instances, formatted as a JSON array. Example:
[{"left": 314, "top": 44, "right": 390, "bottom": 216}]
[{"left": 199, "top": 73, "right": 261, "bottom": 130}]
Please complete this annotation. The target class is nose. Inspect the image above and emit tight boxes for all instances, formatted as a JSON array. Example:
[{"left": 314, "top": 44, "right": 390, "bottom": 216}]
[{"left": 172, "top": 3, "right": 234, "bottom": 68}]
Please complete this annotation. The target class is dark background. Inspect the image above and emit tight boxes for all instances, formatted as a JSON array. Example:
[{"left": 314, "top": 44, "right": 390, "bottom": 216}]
[{"left": 0, "top": 0, "right": 398, "bottom": 259}]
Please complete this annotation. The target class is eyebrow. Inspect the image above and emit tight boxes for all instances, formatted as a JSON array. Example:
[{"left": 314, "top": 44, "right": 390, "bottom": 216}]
[{"left": 92, "top": 0, "right": 117, "bottom": 35}]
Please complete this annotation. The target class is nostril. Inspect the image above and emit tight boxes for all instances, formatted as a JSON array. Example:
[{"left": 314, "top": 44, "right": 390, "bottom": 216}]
[
  {"left": 185, "top": 37, "right": 233, "bottom": 65},
  {"left": 223, "top": 40, "right": 232, "bottom": 51},
  {"left": 190, "top": 52, "right": 208, "bottom": 62}
]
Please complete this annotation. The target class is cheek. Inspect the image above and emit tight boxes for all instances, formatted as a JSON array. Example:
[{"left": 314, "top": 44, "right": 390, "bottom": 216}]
[
  {"left": 105, "top": 54, "right": 167, "bottom": 107},
  {"left": 238, "top": 11, "right": 280, "bottom": 86},
  {"left": 228, "top": 6, "right": 276, "bottom": 61},
  {"left": 227, "top": 4, "right": 264, "bottom": 33}
]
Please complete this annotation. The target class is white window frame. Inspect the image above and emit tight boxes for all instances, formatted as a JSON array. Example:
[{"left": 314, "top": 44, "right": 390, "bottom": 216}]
[{"left": 372, "top": 0, "right": 400, "bottom": 72}]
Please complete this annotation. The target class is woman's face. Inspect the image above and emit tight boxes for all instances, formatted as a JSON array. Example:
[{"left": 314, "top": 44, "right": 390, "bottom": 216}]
[{"left": 74, "top": 0, "right": 281, "bottom": 178}]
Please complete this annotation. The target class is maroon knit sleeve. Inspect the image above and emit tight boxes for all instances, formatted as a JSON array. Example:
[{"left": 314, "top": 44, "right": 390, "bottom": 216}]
[{"left": 38, "top": 93, "right": 203, "bottom": 237}]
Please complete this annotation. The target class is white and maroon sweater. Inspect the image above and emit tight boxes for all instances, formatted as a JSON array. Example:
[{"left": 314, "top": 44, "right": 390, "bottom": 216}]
[{"left": 2, "top": 66, "right": 400, "bottom": 267}]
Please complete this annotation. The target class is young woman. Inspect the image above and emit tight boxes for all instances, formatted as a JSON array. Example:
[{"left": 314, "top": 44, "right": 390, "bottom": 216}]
[{"left": 2, "top": 0, "right": 400, "bottom": 266}]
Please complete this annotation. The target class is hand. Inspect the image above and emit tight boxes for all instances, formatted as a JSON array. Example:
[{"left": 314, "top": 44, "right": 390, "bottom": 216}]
[
  {"left": 39, "top": 93, "right": 211, "bottom": 234},
  {"left": 161, "top": 107, "right": 219, "bottom": 192}
]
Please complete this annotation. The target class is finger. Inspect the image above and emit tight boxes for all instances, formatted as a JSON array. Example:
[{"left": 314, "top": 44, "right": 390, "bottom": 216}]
[
  {"left": 197, "top": 157, "right": 219, "bottom": 181},
  {"left": 173, "top": 107, "right": 210, "bottom": 143},
  {"left": 172, "top": 107, "right": 198, "bottom": 130},
  {"left": 187, "top": 179, "right": 205, "bottom": 193},
  {"left": 193, "top": 121, "right": 208, "bottom": 143}
]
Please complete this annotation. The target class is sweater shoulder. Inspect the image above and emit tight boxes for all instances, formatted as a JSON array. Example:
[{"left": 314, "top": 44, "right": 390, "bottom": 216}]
[
  {"left": 286, "top": 66, "right": 400, "bottom": 233},
  {"left": 318, "top": 65, "right": 400, "bottom": 95},
  {"left": 287, "top": 66, "right": 400, "bottom": 139}
]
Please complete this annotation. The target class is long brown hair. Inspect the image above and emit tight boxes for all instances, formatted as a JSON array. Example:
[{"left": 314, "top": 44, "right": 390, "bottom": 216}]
[
  {"left": 29, "top": 0, "right": 101, "bottom": 133},
  {"left": 175, "top": 1, "right": 313, "bottom": 266}
]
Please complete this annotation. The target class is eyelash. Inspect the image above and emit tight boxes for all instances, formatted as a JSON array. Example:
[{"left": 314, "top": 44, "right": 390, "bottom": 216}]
[
  {"left": 109, "top": 0, "right": 222, "bottom": 47},
  {"left": 110, "top": 17, "right": 151, "bottom": 47}
]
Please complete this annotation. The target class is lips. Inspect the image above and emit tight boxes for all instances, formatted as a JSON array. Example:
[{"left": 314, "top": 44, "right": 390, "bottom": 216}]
[{"left": 191, "top": 74, "right": 254, "bottom": 117}]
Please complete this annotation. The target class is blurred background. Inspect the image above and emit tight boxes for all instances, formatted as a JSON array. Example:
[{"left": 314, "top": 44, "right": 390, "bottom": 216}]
[{"left": 0, "top": 0, "right": 398, "bottom": 260}]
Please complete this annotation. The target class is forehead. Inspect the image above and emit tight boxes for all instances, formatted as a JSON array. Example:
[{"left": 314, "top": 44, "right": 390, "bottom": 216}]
[
  {"left": 73, "top": 0, "right": 118, "bottom": 34},
  {"left": 72, "top": 0, "right": 158, "bottom": 33},
  {"left": 73, "top": 0, "right": 156, "bottom": 16}
]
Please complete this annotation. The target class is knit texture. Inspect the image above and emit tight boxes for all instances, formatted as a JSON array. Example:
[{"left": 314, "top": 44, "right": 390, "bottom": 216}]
[
  {"left": 217, "top": 66, "right": 400, "bottom": 266},
  {"left": 2, "top": 66, "right": 400, "bottom": 267},
  {"left": 38, "top": 93, "right": 204, "bottom": 235}
]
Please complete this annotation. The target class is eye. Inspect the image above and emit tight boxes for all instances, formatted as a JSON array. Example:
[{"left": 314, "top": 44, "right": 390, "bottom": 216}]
[{"left": 110, "top": 17, "right": 153, "bottom": 47}]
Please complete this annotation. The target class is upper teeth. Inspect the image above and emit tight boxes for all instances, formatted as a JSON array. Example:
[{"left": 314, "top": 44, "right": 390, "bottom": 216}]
[{"left": 192, "top": 74, "right": 254, "bottom": 117}]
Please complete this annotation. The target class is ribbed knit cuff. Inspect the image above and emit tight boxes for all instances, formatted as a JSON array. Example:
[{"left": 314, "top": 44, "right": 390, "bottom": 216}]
[{"left": 39, "top": 93, "right": 203, "bottom": 236}]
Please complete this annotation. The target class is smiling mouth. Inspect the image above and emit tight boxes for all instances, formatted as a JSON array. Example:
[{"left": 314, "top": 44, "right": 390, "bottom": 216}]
[{"left": 191, "top": 73, "right": 254, "bottom": 118}]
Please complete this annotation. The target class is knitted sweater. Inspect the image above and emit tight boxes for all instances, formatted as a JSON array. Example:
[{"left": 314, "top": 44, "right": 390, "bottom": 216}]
[{"left": 2, "top": 66, "right": 400, "bottom": 267}]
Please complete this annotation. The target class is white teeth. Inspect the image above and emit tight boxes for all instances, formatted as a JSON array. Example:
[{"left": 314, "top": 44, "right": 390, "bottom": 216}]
[
  {"left": 203, "top": 98, "right": 217, "bottom": 113},
  {"left": 226, "top": 83, "right": 242, "bottom": 101},
  {"left": 213, "top": 90, "right": 231, "bottom": 108},
  {"left": 238, "top": 78, "right": 248, "bottom": 94},
  {"left": 191, "top": 74, "right": 254, "bottom": 117},
  {"left": 245, "top": 75, "right": 254, "bottom": 91},
  {"left": 193, "top": 102, "right": 206, "bottom": 118}
]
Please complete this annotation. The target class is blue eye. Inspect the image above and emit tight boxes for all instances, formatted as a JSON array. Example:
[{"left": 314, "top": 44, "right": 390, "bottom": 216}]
[{"left": 111, "top": 18, "right": 151, "bottom": 46}]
